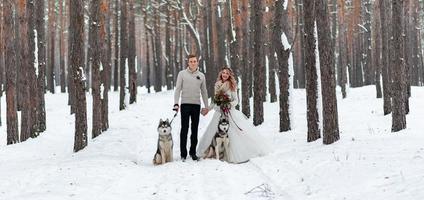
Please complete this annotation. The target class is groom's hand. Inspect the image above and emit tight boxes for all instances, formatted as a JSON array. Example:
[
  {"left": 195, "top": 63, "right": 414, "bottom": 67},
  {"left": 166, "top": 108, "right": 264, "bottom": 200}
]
[
  {"left": 173, "top": 104, "right": 179, "bottom": 112},
  {"left": 201, "top": 108, "right": 209, "bottom": 116}
]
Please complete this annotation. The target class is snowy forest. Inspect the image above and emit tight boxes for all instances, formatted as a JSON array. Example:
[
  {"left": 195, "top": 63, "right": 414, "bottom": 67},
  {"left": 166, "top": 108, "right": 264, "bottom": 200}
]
[{"left": 0, "top": 0, "right": 423, "bottom": 199}]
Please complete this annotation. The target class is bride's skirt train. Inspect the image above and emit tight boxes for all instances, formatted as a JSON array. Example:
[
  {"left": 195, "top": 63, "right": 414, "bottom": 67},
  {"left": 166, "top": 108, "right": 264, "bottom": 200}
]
[{"left": 197, "top": 108, "right": 271, "bottom": 163}]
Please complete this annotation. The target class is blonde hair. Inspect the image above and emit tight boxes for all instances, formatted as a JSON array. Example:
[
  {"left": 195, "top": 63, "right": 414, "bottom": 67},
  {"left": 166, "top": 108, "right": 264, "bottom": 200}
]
[{"left": 216, "top": 67, "right": 237, "bottom": 91}]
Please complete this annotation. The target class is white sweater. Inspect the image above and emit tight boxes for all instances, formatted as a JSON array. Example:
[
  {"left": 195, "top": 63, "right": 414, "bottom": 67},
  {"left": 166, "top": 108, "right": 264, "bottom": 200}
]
[{"left": 174, "top": 68, "right": 209, "bottom": 107}]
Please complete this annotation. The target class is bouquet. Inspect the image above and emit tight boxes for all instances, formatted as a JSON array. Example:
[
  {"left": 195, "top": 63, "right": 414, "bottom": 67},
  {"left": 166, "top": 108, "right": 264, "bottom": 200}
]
[{"left": 213, "top": 91, "right": 231, "bottom": 114}]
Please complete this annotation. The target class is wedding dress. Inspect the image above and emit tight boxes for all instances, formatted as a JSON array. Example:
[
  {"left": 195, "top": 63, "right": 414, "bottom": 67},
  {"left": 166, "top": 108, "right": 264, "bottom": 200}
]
[{"left": 196, "top": 82, "right": 270, "bottom": 163}]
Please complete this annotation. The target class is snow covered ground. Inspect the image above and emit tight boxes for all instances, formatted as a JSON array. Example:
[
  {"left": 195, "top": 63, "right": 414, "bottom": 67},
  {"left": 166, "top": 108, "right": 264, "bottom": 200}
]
[{"left": 0, "top": 86, "right": 423, "bottom": 200}]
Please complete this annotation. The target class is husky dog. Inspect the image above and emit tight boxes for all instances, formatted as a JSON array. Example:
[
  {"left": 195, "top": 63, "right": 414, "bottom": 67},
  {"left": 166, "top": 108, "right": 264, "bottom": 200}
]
[
  {"left": 204, "top": 116, "right": 230, "bottom": 161},
  {"left": 153, "top": 119, "right": 173, "bottom": 165}
]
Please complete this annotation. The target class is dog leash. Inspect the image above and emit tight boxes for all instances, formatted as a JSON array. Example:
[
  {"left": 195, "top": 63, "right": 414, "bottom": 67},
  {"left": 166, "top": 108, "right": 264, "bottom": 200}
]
[
  {"left": 169, "top": 111, "right": 178, "bottom": 125},
  {"left": 222, "top": 112, "right": 244, "bottom": 132}
]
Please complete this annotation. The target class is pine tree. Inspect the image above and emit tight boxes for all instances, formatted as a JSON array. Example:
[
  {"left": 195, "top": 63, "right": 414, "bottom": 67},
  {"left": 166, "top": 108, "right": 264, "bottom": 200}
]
[
  {"left": 70, "top": 0, "right": 88, "bottom": 152},
  {"left": 304, "top": 0, "right": 320, "bottom": 142},
  {"left": 315, "top": 0, "right": 340, "bottom": 144}
]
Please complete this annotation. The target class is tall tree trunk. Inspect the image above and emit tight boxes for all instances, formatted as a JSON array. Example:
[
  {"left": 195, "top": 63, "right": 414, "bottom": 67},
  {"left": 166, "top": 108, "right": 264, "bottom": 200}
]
[
  {"left": 295, "top": 0, "right": 305, "bottom": 88},
  {"left": 373, "top": 0, "right": 383, "bottom": 98},
  {"left": 60, "top": 0, "right": 66, "bottom": 93},
  {"left": 18, "top": 0, "right": 32, "bottom": 142},
  {"left": 0, "top": 1, "right": 4, "bottom": 127},
  {"left": 113, "top": 0, "right": 119, "bottom": 91},
  {"left": 364, "top": 0, "right": 373, "bottom": 85},
  {"left": 36, "top": 0, "right": 47, "bottom": 132},
  {"left": 119, "top": 0, "right": 127, "bottom": 110},
  {"left": 128, "top": 0, "right": 136, "bottom": 104},
  {"left": 144, "top": 7, "right": 151, "bottom": 93},
  {"left": 90, "top": 0, "right": 102, "bottom": 138},
  {"left": 337, "top": 0, "right": 347, "bottom": 98},
  {"left": 165, "top": 2, "right": 173, "bottom": 90},
  {"left": 101, "top": 0, "right": 111, "bottom": 131},
  {"left": 252, "top": 0, "right": 264, "bottom": 126},
  {"left": 47, "top": 0, "right": 55, "bottom": 93},
  {"left": 27, "top": 0, "right": 38, "bottom": 138},
  {"left": 275, "top": 0, "right": 291, "bottom": 132},
  {"left": 5, "top": 0, "right": 19, "bottom": 144},
  {"left": 240, "top": 0, "right": 250, "bottom": 118},
  {"left": 266, "top": 0, "right": 277, "bottom": 103},
  {"left": 380, "top": 0, "right": 392, "bottom": 115},
  {"left": 316, "top": 0, "right": 340, "bottom": 144},
  {"left": 304, "top": 0, "right": 320, "bottom": 142},
  {"left": 391, "top": 0, "right": 406, "bottom": 132},
  {"left": 153, "top": 6, "right": 162, "bottom": 92},
  {"left": 70, "top": 0, "right": 88, "bottom": 152}
]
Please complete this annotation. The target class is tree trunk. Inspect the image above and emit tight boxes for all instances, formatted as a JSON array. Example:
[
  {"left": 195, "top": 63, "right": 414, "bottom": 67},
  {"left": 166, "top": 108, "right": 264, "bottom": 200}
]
[
  {"left": 315, "top": 0, "right": 340, "bottom": 144},
  {"left": 128, "top": 0, "right": 136, "bottom": 104},
  {"left": 101, "top": 0, "right": 111, "bottom": 131},
  {"left": 275, "top": 0, "right": 291, "bottom": 132},
  {"left": 337, "top": 0, "right": 347, "bottom": 98},
  {"left": 113, "top": 0, "right": 119, "bottom": 91},
  {"left": 70, "top": 0, "right": 88, "bottom": 152},
  {"left": 119, "top": 0, "right": 127, "bottom": 110},
  {"left": 380, "top": 0, "right": 392, "bottom": 115},
  {"left": 0, "top": 1, "right": 3, "bottom": 126},
  {"left": 153, "top": 6, "right": 162, "bottom": 92},
  {"left": 27, "top": 0, "right": 38, "bottom": 138},
  {"left": 5, "top": 0, "right": 19, "bottom": 144},
  {"left": 304, "top": 0, "right": 320, "bottom": 142},
  {"left": 47, "top": 0, "right": 55, "bottom": 94},
  {"left": 372, "top": 0, "right": 383, "bottom": 98},
  {"left": 252, "top": 0, "right": 264, "bottom": 126},
  {"left": 90, "top": 0, "right": 102, "bottom": 138},
  {"left": 18, "top": 0, "right": 32, "bottom": 142},
  {"left": 60, "top": 0, "right": 66, "bottom": 93},
  {"left": 240, "top": 0, "right": 250, "bottom": 118},
  {"left": 36, "top": 0, "right": 47, "bottom": 132},
  {"left": 391, "top": 0, "right": 406, "bottom": 132},
  {"left": 165, "top": 2, "right": 173, "bottom": 90},
  {"left": 266, "top": 0, "right": 277, "bottom": 103}
]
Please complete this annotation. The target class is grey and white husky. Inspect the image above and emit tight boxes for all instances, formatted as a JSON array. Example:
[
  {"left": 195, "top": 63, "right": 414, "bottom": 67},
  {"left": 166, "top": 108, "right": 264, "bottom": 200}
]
[
  {"left": 153, "top": 119, "right": 173, "bottom": 165},
  {"left": 204, "top": 116, "right": 230, "bottom": 161}
]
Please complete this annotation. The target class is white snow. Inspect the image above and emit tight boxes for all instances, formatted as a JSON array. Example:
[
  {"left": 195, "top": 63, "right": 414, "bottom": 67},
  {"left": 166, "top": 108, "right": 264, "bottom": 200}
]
[{"left": 0, "top": 85, "right": 424, "bottom": 200}]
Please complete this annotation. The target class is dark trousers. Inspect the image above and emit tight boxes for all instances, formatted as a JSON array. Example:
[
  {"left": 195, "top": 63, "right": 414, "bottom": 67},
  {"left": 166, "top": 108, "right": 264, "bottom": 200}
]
[{"left": 180, "top": 104, "right": 200, "bottom": 158}]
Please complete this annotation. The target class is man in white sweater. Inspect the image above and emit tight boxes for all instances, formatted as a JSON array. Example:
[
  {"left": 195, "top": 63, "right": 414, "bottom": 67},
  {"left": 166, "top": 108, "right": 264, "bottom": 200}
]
[{"left": 173, "top": 54, "right": 209, "bottom": 161}]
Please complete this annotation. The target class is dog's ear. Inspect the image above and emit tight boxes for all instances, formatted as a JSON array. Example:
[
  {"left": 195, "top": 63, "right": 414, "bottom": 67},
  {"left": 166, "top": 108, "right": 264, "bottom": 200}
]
[
  {"left": 165, "top": 119, "right": 170, "bottom": 123},
  {"left": 159, "top": 119, "right": 163, "bottom": 124}
]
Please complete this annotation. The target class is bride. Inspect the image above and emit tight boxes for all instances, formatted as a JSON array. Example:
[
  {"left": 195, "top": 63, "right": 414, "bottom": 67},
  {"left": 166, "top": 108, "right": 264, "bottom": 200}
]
[{"left": 197, "top": 67, "right": 270, "bottom": 163}]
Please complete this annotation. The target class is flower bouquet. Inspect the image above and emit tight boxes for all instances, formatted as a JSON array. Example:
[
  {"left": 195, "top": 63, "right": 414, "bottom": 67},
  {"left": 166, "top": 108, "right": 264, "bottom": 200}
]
[{"left": 213, "top": 91, "right": 231, "bottom": 114}]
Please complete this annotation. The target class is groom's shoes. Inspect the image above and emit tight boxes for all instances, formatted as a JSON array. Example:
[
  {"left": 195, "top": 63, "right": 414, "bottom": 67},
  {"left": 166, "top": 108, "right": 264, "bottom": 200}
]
[
  {"left": 181, "top": 156, "right": 187, "bottom": 162},
  {"left": 190, "top": 154, "right": 199, "bottom": 161}
]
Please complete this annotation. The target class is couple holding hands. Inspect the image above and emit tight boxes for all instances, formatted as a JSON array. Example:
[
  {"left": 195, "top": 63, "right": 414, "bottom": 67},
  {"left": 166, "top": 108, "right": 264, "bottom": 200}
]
[{"left": 173, "top": 54, "right": 269, "bottom": 164}]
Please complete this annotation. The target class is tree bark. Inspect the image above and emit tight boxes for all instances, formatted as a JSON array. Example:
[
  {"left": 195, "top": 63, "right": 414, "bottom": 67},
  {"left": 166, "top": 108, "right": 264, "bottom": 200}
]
[
  {"left": 153, "top": 5, "right": 162, "bottom": 92},
  {"left": 380, "top": 0, "right": 392, "bottom": 115},
  {"left": 304, "top": 0, "right": 320, "bottom": 142},
  {"left": 119, "top": 0, "right": 127, "bottom": 110},
  {"left": 315, "top": 0, "right": 340, "bottom": 144},
  {"left": 90, "top": 0, "right": 102, "bottom": 138},
  {"left": 252, "top": 0, "right": 264, "bottom": 126},
  {"left": 70, "top": 0, "right": 88, "bottom": 152},
  {"left": 275, "top": 0, "right": 291, "bottom": 132},
  {"left": 372, "top": 0, "right": 383, "bottom": 98},
  {"left": 128, "top": 0, "right": 136, "bottom": 104},
  {"left": 36, "top": 0, "right": 47, "bottom": 131},
  {"left": 60, "top": 0, "right": 67, "bottom": 93},
  {"left": 5, "top": 0, "right": 19, "bottom": 144},
  {"left": 47, "top": 0, "right": 55, "bottom": 94},
  {"left": 113, "top": 0, "right": 119, "bottom": 91},
  {"left": 18, "top": 0, "right": 32, "bottom": 142},
  {"left": 391, "top": 0, "right": 406, "bottom": 132}
]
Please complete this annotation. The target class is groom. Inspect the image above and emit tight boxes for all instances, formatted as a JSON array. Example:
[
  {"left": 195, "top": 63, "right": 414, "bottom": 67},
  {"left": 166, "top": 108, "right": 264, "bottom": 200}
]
[{"left": 173, "top": 54, "right": 209, "bottom": 161}]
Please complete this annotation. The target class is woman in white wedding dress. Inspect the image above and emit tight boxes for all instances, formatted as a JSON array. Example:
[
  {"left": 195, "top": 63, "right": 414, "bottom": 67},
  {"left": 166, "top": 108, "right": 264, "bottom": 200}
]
[{"left": 197, "top": 67, "right": 270, "bottom": 164}]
